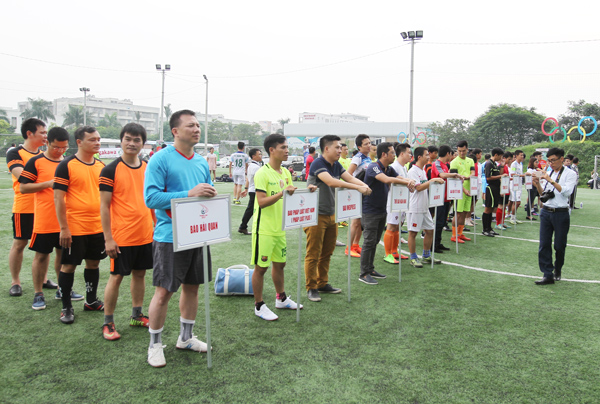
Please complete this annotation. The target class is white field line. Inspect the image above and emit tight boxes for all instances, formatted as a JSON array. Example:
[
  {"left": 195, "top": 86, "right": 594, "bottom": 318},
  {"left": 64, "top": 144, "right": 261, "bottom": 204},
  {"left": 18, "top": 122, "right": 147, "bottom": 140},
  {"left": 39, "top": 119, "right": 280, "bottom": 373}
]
[{"left": 462, "top": 232, "right": 600, "bottom": 250}]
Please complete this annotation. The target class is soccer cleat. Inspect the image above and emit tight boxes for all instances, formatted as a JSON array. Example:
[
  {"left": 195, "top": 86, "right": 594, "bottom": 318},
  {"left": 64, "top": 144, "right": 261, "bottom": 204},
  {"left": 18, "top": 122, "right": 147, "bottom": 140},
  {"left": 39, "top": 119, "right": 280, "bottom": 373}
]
[
  {"left": 84, "top": 300, "right": 105, "bottom": 311},
  {"left": 102, "top": 322, "right": 121, "bottom": 341},
  {"left": 502, "top": 223, "right": 511, "bottom": 229},
  {"left": 490, "top": 230, "right": 500, "bottom": 236},
  {"left": 335, "top": 240, "right": 345, "bottom": 246},
  {"left": 55, "top": 290, "right": 84, "bottom": 301},
  {"left": 60, "top": 307, "right": 75, "bottom": 324},
  {"left": 515, "top": 219, "right": 523, "bottom": 224},
  {"left": 494, "top": 225, "right": 505, "bottom": 231},
  {"left": 9, "top": 284, "right": 22, "bottom": 297},
  {"left": 358, "top": 274, "right": 378, "bottom": 285},
  {"left": 32, "top": 293, "right": 46, "bottom": 310},
  {"left": 255, "top": 304, "right": 278, "bottom": 321},
  {"left": 410, "top": 258, "right": 423, "bottom": 268},
  {"left": 148, "top": 343, "right": 167, "bottom": 367},
  {"left": 400, "top": 237, "right": 408, "bottom": 244},
  {"left": 458, "top": 234, "right": 472, "bottom": 241},
  {"left": 383, "top": 254, "right": 399, "bottom": 264},
  {"left": 344, "top": 247, "right": 360, "bottom": 258},
  {"left": 450, "top": 236, "right": 465, "bottom": 244},
  {"left": 482, "top": 231, "right": 495, "bottom": 237},
  {"left": 275, "top": 296, "right": 303, "bottom": 310},
  {"left": 130, "top": 314, "right": 150, "bottom": 328},
  {"left": 353, "top": 245, "right": 362, "bottom": 254},
  {"left": 371, "top": 270, "right": 387, "bottom": 279},
  {"left": 508, "top": 220, "right": 516, "bottom": 225},
  {"left": 422, "top": 256, "right": 442, "bottom": 265},
  {"left": 176, "top": 335, "right": 210, "bottom": 352}
]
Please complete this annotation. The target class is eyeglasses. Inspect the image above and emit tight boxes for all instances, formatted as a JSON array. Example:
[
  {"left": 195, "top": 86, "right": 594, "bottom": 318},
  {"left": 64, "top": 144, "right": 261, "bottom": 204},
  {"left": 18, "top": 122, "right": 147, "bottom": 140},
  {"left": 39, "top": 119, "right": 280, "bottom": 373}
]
[{"left": 547, "top": 158, "right": 560, "bottom": 164}]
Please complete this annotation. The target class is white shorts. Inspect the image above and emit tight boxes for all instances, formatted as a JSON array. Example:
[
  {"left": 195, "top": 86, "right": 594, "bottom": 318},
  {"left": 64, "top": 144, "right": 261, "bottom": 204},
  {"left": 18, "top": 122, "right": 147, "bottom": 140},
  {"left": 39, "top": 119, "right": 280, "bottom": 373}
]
[
  {"left": 509, "top": 189, "right": 521, "bottom": 202},
  {"left": 233, "top": 174, "right": 245, "bottom": 185},
  {"left": 386, "top": 210, "right": 406, "bottom": 226},
  {"left": 407, "top": 212, "right": 434, "bottom": 233}
]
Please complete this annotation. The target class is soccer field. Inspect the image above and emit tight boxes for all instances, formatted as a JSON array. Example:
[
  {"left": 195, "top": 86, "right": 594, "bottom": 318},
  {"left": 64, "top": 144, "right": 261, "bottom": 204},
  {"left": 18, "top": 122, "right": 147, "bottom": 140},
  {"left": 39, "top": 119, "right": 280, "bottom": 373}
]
[{"left": 1, "top": 174, "right": 599, "bottom": 404}]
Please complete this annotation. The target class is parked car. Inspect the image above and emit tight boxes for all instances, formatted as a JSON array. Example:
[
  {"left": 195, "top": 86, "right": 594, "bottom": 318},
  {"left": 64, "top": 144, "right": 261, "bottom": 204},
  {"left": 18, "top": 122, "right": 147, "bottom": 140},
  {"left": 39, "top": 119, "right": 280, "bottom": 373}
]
[{"left": 217, "top": 157, "right": 229, "bottom": 168}]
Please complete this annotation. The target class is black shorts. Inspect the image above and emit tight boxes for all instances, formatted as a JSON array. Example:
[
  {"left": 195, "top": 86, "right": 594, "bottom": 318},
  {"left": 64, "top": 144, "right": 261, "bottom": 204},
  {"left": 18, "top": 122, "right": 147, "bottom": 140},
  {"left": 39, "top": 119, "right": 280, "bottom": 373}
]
[
  {"left": 502, "top": 194, "right": 510, "bottom": 205},
  {"left": 484, "top": 187, "right": 501, "bottom": 209},
  {"left": 29, "top": 232, "right": 62, "bottom": 254},
  {"left": 152, "top": 241, "right": 212, "bottom": 293},
  {"left": 110, "top": 243, "right": 153, "bottom": 276},
  {"left": 13, "top": 213, "right": 34, "bottom": 240},
  {"left": 61, "top": 233, "right": 107, "bottom": 266}
]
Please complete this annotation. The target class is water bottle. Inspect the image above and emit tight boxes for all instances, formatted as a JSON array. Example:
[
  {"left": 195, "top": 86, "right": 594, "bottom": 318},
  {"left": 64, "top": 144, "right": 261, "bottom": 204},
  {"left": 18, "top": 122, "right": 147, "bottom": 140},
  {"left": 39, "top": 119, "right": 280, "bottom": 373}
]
[{"left": 580, "top": 202, "right": 583, "bottom": 209}]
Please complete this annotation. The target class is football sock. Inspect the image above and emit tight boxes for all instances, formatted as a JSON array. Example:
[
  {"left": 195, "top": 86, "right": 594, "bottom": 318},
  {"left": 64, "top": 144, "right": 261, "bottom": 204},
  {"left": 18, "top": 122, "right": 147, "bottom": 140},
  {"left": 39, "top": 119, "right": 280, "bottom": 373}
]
[
  {"left": 255, "top": 301, "right": 265, "bottom": 310},
  {"left": 104, "top": 314, "right": 114, "bottom": 325},
  {"left": 84, "top": 268, "right": 99, "bottom": 303},
  {"left": 422, "top": 249, "right": 431, "bottom": 258},
  {"left": 392, "top": 231, "right": 399, "bottom": 250},
  {"left": 180, "top": 317, "right": 195, "bottom": 341},
  {"left": 482, "top": 213, "right": 490, "bottom": 231},
  {"left": 410, "top": 253, "right": 418, "bottom": 260},
  {"left": 132, "top": 306, "right": 143, "bottom": 318},
  {"left": 58, "top": 271, "right": 74, "bottom": 309},
  {"left": 149, "top": 327, "right": 163, "bottom": 348},
  {"left": 496, "top": 208, "right": 503, "bottom": 225},
  {"left": 276, "top": 292, "right": 287, "bottom": 302},
  {"left": 383, "top": 230, "right": 394, "bottom": 255},
  {"left": 458, "top": 225, "right": 464, "bottom": 236}
]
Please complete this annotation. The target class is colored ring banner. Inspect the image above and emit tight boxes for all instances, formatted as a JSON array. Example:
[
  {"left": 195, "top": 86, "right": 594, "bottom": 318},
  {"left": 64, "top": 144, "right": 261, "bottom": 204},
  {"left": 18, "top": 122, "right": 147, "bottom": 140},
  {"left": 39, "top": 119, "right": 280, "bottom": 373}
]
[{"left": 542, "top": 116, "right": 597, "bottom": 143}]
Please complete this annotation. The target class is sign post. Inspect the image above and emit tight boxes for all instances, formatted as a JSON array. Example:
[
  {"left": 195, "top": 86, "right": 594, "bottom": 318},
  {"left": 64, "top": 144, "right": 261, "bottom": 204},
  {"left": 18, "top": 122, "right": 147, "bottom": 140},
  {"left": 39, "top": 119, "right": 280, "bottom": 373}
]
[
  {"left": 500, "top": 176, "right": 510, "bottom": 236},
  {"left": 282, "top": 189, "right": 319, "bottom": 322},
  {"left": 335, "top": 189, "right": 362, "bottom": 302},
  {"left": 525, "top": 174, "right": 533, "bottom": 225},
  {"left": 446, "top": 178, "right": 463, "bottom": 254},
  {"left": 389, "top": 184, "right": 410, "bottom": 280},
  {"left": 171, "top": 194, "right": 232, "bottom": 369},
  {"left": 470, "top": 175, "right": 479, "bottom": 244},
  {"left": 428, "top": 181, "right": 445, "bottom": 268}
]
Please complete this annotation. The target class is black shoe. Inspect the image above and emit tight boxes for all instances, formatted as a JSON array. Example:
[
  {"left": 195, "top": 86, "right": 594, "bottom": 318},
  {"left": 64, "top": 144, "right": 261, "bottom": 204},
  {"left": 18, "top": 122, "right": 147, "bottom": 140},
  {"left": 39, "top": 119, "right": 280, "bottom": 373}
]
[
  {"left": 9, "top": 284, "right": 22, "bottom": 296},
  {"left": 371, "top": 270, "right": 387, "bottom": 279},
  {"left": 60, "top": 307, "right": 75, "bottom": 324},
  {"left": 401, "top": 229, "right": 408, "bottom": 234},
  {"left": 358, "top": 274, "right": 378, "bottom": 285},
  {"left": 42, "top": 279, "right": 58, "bottom": 289},
  {"left": 238, "top": 228, "right": 250, "bottom": 235},
  {"left": 434, "top": 247, "right": 444, "bottom": 253},
  {"left": 463, "top": 227, "right": 471, "bottom": 232},
  {"left": 535, "top": 277, "right": 555, "bottom": 285},
  {"left": 438, "top": 244, "right": 450, "bottom": 251},
  {"left": 482, "top": 231, "right": 495, "bottom": 237},
  {"left": 490, "top": 230, "right": 499, "bottom": 236},
  {"left": 307, "top": 289, "right": 321, "bottom": 302},
  {"left": 554, "top": 269, "right": 561, "bottom": 281},
  {"left": 317, "top": 284, "right": 342, "bottom": 294},
  {"left": 84, "top": 300, "right": 105, "bottom": 311},
  {"left": 443, "top": 226, "right": 452, "bottom": 232},
  {"left": 525, "top": 216, "right": 537, "bottom": 221}
]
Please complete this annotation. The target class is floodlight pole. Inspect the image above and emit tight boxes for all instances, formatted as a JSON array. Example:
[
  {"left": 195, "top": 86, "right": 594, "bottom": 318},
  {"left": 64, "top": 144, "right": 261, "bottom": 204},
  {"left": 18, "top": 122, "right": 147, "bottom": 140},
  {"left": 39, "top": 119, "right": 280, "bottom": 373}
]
[
  {"left": 401, "top": 31, "right": 423, "bottom": 145},
  {"left": 79, "top": 87, "right": 90, "bottom": 126},
  {"left": 204, "top": 75, "right": 209, "bottom": 155},
  {"left": 156, "top": 64, "right": 170, "bottom": 144}
]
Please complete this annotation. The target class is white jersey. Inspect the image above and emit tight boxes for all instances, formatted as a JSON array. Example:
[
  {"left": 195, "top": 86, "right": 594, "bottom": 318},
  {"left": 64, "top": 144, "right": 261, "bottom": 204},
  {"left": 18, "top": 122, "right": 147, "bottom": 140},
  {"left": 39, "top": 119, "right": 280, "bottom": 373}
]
[
  {"left": 408, "top": 165, "right": 429, "bottom": 213},
  {"left": 247, "top": 160, "right": 261, "bottom": 192},
  {"left": 230, "top": 151, "right": 250, "bottom": 176}
]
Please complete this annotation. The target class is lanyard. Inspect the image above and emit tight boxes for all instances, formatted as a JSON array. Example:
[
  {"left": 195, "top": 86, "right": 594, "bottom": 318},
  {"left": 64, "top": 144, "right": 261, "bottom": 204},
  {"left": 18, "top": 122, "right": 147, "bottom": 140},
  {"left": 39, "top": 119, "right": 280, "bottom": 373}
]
[{"left": 542, "top": 167, "right": 564, "bottom": 193}]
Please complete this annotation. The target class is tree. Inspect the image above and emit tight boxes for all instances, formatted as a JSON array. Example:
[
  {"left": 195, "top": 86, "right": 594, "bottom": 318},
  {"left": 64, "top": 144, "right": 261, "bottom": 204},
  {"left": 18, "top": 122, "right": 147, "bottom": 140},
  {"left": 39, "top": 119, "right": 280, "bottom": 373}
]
[
  {"left": 62, "top": 105, "right": 94, "bottom": 128},
  {"left": 0, "top": 119, "right": 16, "bottom": 134},
  {"left": 277, "top": 117, "right": 290, "bottom": 134},
  {"left": 233, "top": 123, "right": 263, "bottom": 146},
  {"left": 558, "top": 100, "right": 600, "bottom": 139},
  {"left": 429, "top": 119, "right": 473, "bottom": 147},
  {"left": 208, "top": 119, "right": 234, "bottom": 142},
  {"left": 96, "top": 126, "right": 121, "bottom": 139},
  {"left": 164, "top": 104, "right": 173, "bottom": 121},
  {"left": 0, "top": 108, "right": 8, "bottom": 123},
  {"left": 98, "top": 112, "right": 121, "bottom": 128},
  {"left": 470, "top": 104, "right": 547, "bottom": 150},
  {"left": 134, "top": 111, "right": 141, "bottom": 123},
  {"left": 20, "top": 98, "right": 55, "bottom": 122}
]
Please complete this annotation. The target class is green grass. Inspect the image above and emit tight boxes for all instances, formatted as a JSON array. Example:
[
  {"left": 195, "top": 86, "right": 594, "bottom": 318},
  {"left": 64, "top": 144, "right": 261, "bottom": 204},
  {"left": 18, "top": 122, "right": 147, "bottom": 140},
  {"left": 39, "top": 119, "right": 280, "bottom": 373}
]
[{"left": 1, "top": 169, "right": 599, "bottom": 404}]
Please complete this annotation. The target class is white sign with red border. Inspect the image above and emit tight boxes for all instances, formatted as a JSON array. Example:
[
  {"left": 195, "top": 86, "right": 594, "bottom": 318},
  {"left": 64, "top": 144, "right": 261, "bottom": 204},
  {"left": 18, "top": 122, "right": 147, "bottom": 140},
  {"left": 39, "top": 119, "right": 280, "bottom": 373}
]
[
  {"left": 282, "top": 189, "right": 319, "bottom": 230},
  {"left": 525, "top": 175, "right": 533, "bottom": 190},
  {"left": 500, "top": 176, "right": 510, "bottom": 195},
  {"left": 389, "top": 184, "right": 410, "bottom": 212},
  {"left": 335, "top": 189, "right": 362, "bottom": 222},
  {"left": 446, "top": 178, "right": 463, "bottom": 201},
  {"left": 429, "top": 182, "right": 445, "bottom": 207},
  {"left": 470, "top": 175, "right": 479, "bottom": 198}
]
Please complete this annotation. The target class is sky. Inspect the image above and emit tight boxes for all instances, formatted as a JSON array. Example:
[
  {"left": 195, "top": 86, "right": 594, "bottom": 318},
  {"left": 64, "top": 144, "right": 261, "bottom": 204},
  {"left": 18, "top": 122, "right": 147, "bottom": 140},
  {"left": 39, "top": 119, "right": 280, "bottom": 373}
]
[{"left": 1, "top": 0, "right": 599, "bottom": 126}]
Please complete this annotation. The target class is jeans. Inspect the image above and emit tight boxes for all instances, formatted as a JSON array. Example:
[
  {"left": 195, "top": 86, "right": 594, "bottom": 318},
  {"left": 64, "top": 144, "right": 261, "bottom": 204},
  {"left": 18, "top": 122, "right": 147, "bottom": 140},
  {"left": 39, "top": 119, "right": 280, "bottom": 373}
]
[
  {"left": 538, "top": 209, "right": 570, "bottom": 278},
  {"left": 239, "top": 192, "right": 255, "bottom": 230},
  {"left": 303, "top": 214, "right": 337, "bottom": 290},
  {"left": 360, "top": 213, "right": 387, "bottom": 277}
]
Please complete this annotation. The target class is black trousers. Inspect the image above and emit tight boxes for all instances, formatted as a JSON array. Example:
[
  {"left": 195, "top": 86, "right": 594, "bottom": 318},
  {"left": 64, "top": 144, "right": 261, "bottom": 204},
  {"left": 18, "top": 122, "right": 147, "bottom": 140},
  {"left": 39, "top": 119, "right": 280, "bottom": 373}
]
[{"left": 239, "top": 192, "right": 255, "bottom": 230}]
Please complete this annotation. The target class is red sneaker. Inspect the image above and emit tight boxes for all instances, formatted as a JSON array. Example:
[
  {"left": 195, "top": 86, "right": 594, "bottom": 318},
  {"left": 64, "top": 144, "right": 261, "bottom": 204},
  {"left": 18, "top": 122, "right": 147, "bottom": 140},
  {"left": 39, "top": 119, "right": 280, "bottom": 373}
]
[
  {"left": 450, "top": 237, "right": 465, "bottom": 244},
  {"left": 458, "top": 234, "right": 471, "bottom": 241},
  {"left": 102, "top": 322, "right": 121, "bottom": 341}
]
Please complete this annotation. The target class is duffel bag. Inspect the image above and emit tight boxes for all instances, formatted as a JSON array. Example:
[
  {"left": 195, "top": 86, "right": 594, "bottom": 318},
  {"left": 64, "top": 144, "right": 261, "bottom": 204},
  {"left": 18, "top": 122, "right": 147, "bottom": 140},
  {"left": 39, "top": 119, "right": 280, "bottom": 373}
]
[{"left": 214, "top": 265, "right": 254, "bottom": 296}]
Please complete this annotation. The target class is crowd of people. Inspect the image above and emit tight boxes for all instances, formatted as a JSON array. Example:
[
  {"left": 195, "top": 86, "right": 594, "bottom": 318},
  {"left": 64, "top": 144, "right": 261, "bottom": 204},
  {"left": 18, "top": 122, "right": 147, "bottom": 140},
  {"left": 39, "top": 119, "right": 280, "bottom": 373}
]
[{"left": 6, "top": 114, "right": 581, "bottom": 367}]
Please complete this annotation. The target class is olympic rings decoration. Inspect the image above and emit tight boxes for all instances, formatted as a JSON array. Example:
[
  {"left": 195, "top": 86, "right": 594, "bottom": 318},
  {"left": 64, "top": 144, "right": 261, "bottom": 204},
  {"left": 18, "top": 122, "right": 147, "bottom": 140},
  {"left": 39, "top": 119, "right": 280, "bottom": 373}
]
[
  {"left": 541, "top": 116, "right": 597, "bottom": 143},
  {"left": 396, "top": 131, "right": 428, "bottom": 145},
  {"left": 397, "top": 132, "right": 408, "bottom": 143},
  {"left": 415, "top": 132, "right": 427, "bottom": 145}
]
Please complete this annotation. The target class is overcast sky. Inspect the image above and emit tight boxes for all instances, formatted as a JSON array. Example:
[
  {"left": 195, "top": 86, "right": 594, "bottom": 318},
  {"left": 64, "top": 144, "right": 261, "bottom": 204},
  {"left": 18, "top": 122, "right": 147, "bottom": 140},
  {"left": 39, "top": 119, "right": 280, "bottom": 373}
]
[{"left": 2, "top": 0, "right": 598, "bottom": 126}]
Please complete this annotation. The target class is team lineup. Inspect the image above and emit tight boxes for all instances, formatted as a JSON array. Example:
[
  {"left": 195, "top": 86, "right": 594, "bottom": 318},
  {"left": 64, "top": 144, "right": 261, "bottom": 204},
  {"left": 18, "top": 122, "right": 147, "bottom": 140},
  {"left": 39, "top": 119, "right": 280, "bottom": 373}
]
[{"left": 7, "top": 110, "right": 577, "bottom": 368}]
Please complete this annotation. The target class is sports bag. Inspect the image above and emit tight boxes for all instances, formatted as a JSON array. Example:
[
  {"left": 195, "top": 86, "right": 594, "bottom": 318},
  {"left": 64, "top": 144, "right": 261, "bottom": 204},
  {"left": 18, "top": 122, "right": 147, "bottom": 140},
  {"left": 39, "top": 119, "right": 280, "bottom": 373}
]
[{"left": 214, "top": 265, "right": 254, "bottom": 296}]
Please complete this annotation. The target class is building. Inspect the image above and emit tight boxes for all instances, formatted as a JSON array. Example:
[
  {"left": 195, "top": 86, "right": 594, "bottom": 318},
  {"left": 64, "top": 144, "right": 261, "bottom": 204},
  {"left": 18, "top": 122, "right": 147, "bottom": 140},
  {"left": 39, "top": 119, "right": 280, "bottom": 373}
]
[
  {"left": 0, "top": 106, "right": 21, "bottom": 133},
  {"left": 299, "top": 112, "right": 370, "bottom": 124}
]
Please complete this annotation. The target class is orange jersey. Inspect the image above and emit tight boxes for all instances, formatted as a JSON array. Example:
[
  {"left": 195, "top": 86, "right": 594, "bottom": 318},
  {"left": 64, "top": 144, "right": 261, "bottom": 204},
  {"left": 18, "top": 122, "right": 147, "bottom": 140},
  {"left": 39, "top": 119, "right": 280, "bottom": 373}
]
[
  {"left": 18, "top": 154, "right": 62, "bottom": 233},
  {"left": 53, "top": 155, "right": 105, "bottom": 236},
  {"left": 99, "top": 158, "right": 154, "bottom": 246},
  {"left": 7, "top": 145, "right": 41, "bottom": 213}
]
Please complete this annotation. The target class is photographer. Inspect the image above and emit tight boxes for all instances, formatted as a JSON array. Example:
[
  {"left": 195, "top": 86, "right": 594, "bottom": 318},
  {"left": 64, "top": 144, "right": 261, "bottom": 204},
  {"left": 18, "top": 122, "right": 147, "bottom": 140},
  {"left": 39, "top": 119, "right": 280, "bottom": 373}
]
[{"left": 532, "top": 147, "right": 578, "bottom": 285}]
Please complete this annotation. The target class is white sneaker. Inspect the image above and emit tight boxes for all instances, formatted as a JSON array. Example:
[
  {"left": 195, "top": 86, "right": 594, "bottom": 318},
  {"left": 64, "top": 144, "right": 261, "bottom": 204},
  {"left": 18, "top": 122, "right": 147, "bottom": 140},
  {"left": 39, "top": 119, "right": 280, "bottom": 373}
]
[
  {"left": 255, "top": 304, "right": 278, "bottom": 321},
  {"left": 400, "top": 237, "right": 408, "bottom": 244},
  {"left": 148, "top": 343, "right": 166, "bottom": 367},
  {"left": 176, "top": 335, "right": 210, "bottom": 352},
  {"left": 464, "top": 219, "right": 474, "bottom": 226},
  {"left": 508, "top": 220, "right": 516, "bottom": 225},
  {"left": 275, "top": 296, "right": 303, "bottom": 310}
]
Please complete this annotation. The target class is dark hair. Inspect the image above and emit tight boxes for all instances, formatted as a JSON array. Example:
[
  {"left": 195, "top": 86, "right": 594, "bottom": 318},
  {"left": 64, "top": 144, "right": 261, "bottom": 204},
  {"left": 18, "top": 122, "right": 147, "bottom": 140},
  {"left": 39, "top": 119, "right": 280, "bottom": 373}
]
[
  {"left": 47, "top": 127, "right": 69, "bottom": 143},
  {"left": 376, "top": 142, "right": 393, "bottom": 159},
  {"left": 340, "top": 143, "right": 347, "bottom": 148},
  {"left": 74, "top": 126, "right": 97, "bottom": 141},
  {"left": 352, "top": 149, "right": 358, "bottom": 157},
  {"left": 120, "top": 122, "right": 147, "bottom": 143},
  {"left": 527, "top": 157, "right": 537, "bottom": 170},
  {"left": 503, "top": 151, "right": 513, "bottom": 158},
  {"left": 238, "top": 141, "right": 245, "bottom": 150},
  {"left": 248, "top": 148, "right": 260, "bottom": 158},
  {"left": 514, "top": 149, "right": 524, "bottom": 157},
  {"left": 319, "top": 135, "right": 341, "bottom": 152},
  {"left": 427, "top": 145, "right": 439, "bottom": 153},
  {"left": 169, "top": 109, "right": 196, "bottom": 130},
  {"left": 437, "top": 145, "right": 451, "bottom": 158},
  {"left": 565, "top": 154, "right": 574, "bottom": 161},
  {"left": 532, "top": 151, "right": 542, "bottom": 157},
  {"left": 472, "top": 148, "right": 482, "bottom": 155},
  {"left": 491, "top": 147, "right": 504, "bottom": 157},
  {"left": 485, "top": 154, "right": 491, "bottom": 160},
  {"left": 546, "top": 147, "right": 564, "bottom": 159},
  {"left": 413, "top": 146, "right": 427, "bottom": 160},
  {"left": 20, "top": 118, "right": 46, "bottom": 139},
  {"left": 456, "top": 140, "right": 468, "bottom": 149},
  {"left": 308, "top": 146, "right": 316, "bottom": 154},
  {"left": 573, "top": 157, "right": 579, "bottom": 164},
  {"left": 355, "top": 134, "right": 370, "bottom": 149},
  {"left": 395, "top": 143, "right": 411, "bottom": 157},
  {"left": 263, "top": 134, "right": 286, "bottom": 156}
]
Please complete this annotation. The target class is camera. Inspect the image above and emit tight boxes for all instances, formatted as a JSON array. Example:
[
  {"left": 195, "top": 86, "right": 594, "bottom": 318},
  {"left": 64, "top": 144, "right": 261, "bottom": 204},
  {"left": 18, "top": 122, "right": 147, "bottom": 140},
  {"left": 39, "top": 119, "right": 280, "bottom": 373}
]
[{"left": 540, "top": 190, "right": 555, "bottom": 203}]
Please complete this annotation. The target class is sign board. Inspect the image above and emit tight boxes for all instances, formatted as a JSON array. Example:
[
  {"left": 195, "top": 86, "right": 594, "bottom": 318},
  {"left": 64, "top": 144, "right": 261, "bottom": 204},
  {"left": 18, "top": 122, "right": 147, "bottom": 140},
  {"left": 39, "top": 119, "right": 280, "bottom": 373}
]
[
  {"left": 470, "top": 175, "right": 479, "bottom": 198},
  {"left": 525, "top": 174, "right": 533, "bottom": 190},
  {"left": 538, "top": 159, "right": 547, "bottom": 170},
  {"left": 282, "top": 189, "right": 319, "bottom": 230},
  {"left": 429, "top": 181, "right": 445, "bottom": 207},
  {"left": 446, "top": 178, "right": 463, "bottom": 201},
  {"left": 98, "top": 148, "right": 123, "bottom": 159},
  {"left": 500, "top": 176, "right": 510, "bottom": 195},
  {"left": 171, "top": 195, "right": 231, "bottom": 252},
  {"left": 335, "top": 189, "right": 362, "bottom": 222},
  {"left": 389, "top": 184, "right": 410, "bottom": 212}
]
